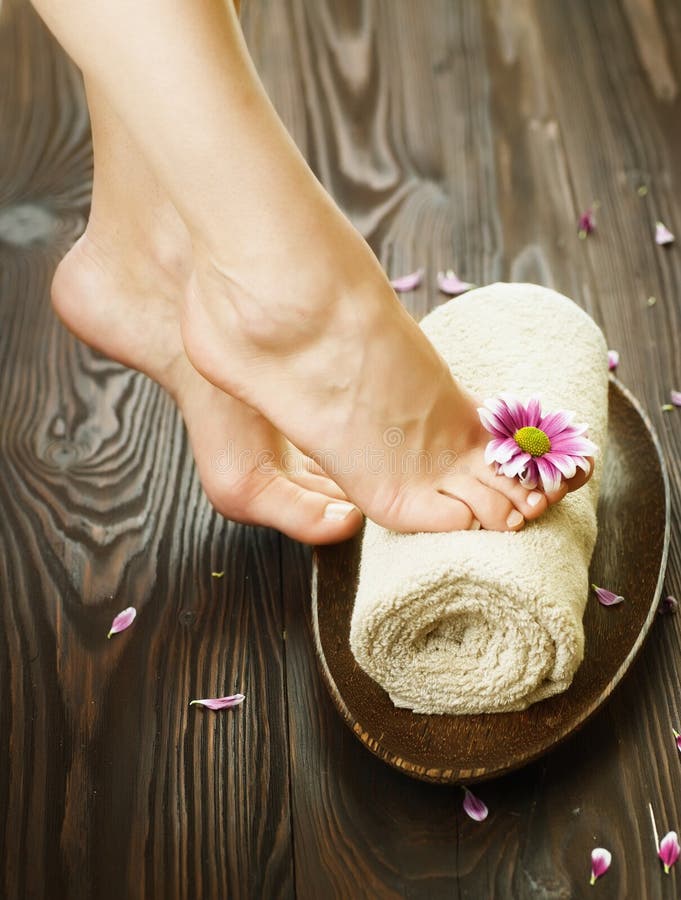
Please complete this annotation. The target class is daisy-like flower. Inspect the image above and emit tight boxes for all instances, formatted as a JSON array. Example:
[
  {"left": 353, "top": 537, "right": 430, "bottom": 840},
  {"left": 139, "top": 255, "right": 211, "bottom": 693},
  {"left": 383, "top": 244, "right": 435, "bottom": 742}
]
[{"left": 478, "top": 393, "right": 598, "bottom": 493}]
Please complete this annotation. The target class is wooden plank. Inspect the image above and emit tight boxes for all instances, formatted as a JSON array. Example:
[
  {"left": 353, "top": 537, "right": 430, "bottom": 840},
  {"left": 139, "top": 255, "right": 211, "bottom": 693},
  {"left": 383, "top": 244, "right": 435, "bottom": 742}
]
[
  {"left": 251, "top": 0, "right": 681, "bottom": 896},
  {"left": 3, "top": 0, "right": 681, "bottom": 897},
  {"left": 0, "top": 2, "right": 294, "bottom": 898}
]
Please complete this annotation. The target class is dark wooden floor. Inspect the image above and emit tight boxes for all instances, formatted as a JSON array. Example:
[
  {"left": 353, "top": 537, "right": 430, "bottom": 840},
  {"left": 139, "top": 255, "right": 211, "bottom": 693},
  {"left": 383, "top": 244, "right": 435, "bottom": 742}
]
[{"left": 1, "top": 0, "right": 681, "bottom": 897}]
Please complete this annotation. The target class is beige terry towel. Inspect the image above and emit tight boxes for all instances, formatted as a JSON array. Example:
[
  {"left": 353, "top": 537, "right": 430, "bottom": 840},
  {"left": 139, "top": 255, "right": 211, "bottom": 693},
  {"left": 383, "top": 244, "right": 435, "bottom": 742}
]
[{"left": 349, "top": 283, "right": 609, "bottom": 715}]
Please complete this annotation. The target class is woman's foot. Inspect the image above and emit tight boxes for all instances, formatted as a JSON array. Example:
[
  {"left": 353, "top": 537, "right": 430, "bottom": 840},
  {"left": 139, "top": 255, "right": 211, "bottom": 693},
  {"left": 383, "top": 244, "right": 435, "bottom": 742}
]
[
  {"left": 50, "top": 230, "right": 364, "bottom": 544},
  {"left": 182, "top": 224, "right": 590, "bottom": 533},
  {"left": 34, "top": 0, "right": 592, "bottom": 535}
]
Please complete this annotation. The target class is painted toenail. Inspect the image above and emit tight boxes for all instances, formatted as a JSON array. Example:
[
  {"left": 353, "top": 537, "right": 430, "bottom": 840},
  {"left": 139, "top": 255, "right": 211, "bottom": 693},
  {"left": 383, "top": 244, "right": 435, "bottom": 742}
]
[
  {"left": 323, "top": 501, "right": 356, "bottom": 521},
  {"left": 506, "top": 509, "right": 524, "bottom": 528},
  {"left": 527, "top": 491, "right": 543, "bottom": 508}
]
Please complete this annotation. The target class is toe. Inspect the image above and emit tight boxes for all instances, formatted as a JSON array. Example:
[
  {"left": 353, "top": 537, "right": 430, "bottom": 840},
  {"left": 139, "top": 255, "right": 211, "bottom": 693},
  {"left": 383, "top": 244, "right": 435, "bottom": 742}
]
[
  {"left": 289, "top": 467, "right": 349, "bottom": 501},
  {"left": 375, "top": 482, "right": 477, "bottom": 533},
  {"left": 438, "top": 475, "right": 525, "bottom": 532},
  {"left": 476, "top": 468, "right": 549, "bottom": 520},
  {"left": 244, "top": 476, "right": 364, "bottom": 544}
]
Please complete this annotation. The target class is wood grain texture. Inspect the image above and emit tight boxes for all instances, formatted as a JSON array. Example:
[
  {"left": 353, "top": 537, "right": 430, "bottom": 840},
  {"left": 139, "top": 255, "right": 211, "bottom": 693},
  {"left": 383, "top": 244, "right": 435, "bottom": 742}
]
[
  {"left": 0, "top": 2, "right": 293, "bottom": 899},
  {"left": 1, "top": 0, "right": 681, "bottom": 898}
]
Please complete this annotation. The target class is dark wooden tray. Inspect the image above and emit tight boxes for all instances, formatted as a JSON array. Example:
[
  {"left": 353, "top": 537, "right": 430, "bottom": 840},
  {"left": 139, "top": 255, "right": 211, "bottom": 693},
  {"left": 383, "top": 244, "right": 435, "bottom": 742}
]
[{"left": 311, "top": 377, "right": 670, "bottom": 785}]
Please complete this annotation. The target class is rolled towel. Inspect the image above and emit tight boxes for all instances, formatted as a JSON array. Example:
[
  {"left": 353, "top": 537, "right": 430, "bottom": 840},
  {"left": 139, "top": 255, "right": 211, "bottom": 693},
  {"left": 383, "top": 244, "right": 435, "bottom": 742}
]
[{"left": 349, "top": 282, "right": 609, "bottom": 715}]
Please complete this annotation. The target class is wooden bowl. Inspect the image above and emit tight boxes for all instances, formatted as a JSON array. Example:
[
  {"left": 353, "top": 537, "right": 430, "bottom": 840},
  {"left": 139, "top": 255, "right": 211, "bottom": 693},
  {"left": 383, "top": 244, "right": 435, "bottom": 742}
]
[{"left": 311, "top": 377, "right": 671, "bottom": 784}]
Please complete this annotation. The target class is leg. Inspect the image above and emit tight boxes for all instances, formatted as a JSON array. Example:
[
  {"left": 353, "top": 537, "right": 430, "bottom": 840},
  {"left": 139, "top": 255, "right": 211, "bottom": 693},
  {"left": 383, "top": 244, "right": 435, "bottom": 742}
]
[
  {"left": 52, "top": 79, "right": 364, "bottom": 544},
  {"left": 35, "top": 0, "right": 591, "bottom": 532}
]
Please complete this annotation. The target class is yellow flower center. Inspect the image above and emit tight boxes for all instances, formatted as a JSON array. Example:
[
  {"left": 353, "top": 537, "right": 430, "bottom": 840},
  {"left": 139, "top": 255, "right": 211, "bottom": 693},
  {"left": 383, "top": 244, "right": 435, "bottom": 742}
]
[{"left": 514, "top": 426, "right": 551, "bottom": 457}]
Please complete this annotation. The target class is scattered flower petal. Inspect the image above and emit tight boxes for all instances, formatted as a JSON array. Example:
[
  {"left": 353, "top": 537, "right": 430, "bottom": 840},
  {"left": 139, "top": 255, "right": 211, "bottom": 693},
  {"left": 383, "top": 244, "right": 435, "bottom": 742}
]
[
  {"left": 390, "top": 268, "right": 424, "bottom": 293},
  {"left": 462, "top": 787, "right": 488, "bottom": 821},
  {"left": 436, "top": 269, "right": 475, "bottom": 296},
  {"left": 659, "top": 595, "right": 679, "bottom": 615},
  {"left": 578, "top": 208, "right": 596, "bottom": 239},
  {"left": 477, "top": 394, "right": 597, "bottom": 493},
  {"left": 638, "top": 185, "right": 649, "bottom": 197},
  {"left": 647, "top": 296, "right": 657, "bottom": 307},
  {"left": 592, "top": 584, "right": 624, "bottom": 606},
  {"left": 672, "top": 727, "right": 681, "bottom": 751},
  {"left": 659, "top": 831, "right": 680, "bottom": 874},
  {"left": 608, "top": 350, "right": 619, "bottom": 371},
  {"left": 671, "top": 391, "right": 681, "bottom": 407},
  {"left": 590, "top": 847, "right": 612, "bottom": 884},
  {"left": 211, "top": 571, "right": 225, "bottom": 578},
  {"left": 189, "top": 693, "right": 245, "bottom": 711},
  {"left": 107, "top": 606, "right": 136, "bottom": 639},
  {"left": 662, "top": 404, "right": 675, "bottom": 412},
  {"left": 655, "top": 221, "right": 675, "bottom": 246}
]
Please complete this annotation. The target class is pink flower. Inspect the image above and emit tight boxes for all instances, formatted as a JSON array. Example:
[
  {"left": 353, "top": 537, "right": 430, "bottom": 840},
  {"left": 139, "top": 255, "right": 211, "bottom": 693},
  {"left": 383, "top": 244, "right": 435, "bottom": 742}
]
[
  {"left": 436, "top": 269, "right": 475, "bottom": 296},
  {"left": 608, "top": 349, "right": 619, "bottom": 371},
  {"left": 592, "top": 585, "right": 625, "bottom": 606},
  {"left": 655, "top": 221, "right": 675, "bottom": 246},
  {"left": 462, "top": 787, "right": 488, "bottom": 821},
  {"left": 590, "top": 847, "right": 612, "bottom": 884},
  {"left": 478, "top": 394, "right": 597, "bottom": 493},
  {"left": 671, "top": 390, "right": 681, "bottom": 407},
  {"left": 659, "top": 831, "right": 680, "bottom": 874},
  {"left": 107, "top": 607, "right": 136, "bottom": 639},
  {"left": 390, "top": 268, "right": 424, "bottom": 293},
  {"left": 578, "top": 209, "right": 596, "bottom": 239},
  {"left": 189, "top": 693, "right": 245, "bottom": 711}
]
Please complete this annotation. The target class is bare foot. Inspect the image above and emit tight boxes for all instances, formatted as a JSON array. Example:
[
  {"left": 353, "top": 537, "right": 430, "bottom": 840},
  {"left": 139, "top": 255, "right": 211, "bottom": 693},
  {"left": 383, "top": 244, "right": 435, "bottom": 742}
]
[
  {"left": 182, "top": 217, "right": 591, "bottom": 534},
  {"left": 35, "top": 0, "right": 591, "bottom": 536},
  {"left": 50, "top": 230, "right": 364, "bottom": 544}
]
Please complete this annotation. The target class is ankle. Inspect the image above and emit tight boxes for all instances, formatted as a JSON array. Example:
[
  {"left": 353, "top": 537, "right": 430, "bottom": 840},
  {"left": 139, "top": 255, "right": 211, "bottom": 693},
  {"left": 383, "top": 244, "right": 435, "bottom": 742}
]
[
  {"left": 190, "top": 237, "right": 390, "bottom": 354},
  {"left": 86, "top": 202, "right": 191, "bottom": 289}
]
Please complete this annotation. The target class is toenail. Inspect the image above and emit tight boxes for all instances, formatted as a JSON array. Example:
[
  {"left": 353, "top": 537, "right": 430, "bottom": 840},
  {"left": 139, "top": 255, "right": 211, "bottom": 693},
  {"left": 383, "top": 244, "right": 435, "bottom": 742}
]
[
  {"left": 323, "top": 501, "right": 356, "bottom": 521},
  {"left": 506, "top": 509, "right": 524, "bottom": 529},
  {"left": 527, "top": 491, "right": 543, "bottom": 508}
]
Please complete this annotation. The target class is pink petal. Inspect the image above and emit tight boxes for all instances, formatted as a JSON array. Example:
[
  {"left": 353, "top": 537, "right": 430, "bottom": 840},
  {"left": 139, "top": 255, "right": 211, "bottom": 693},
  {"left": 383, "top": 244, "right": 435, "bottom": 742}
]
[
  {"left": 671, "top": 390, "right": 681, "bottom": 407},
  {"left": 484, "top": 436, "right": 520, "bottom": 466},
  {"left": 608, "top": 350, "right": 619, "bottom": 371},
  {"left": 525, "top": 395, "right": 544, "bottom": 427},
  {"left": 497, "top": 392, "right": 530, "bottom": 431},
  {"left": 592, "top": 584, "right": 625, "bottom": 606},
  {"left": 390, "top": 268, "right": 424, "bottom": 293},
  {"left": 655, "top": 221, "right": 675, "bottom": 246},
  {"left": 478, "top": 406, "right": 511, "bottom": 439},
  {"left": 462, "top": 787, "right": 488, "bottom": 821},
  {"left": 578, "top": 208, "right": 596, "bottom": 238},
  {"left": 437, "top": 269, "right": 475, "bottom": 296},
  {"left": 659, "top": 595, "right": 679, "bottom": 615},
  {"left": 672, "top": 727, "right": 681, "bottom": 751},
  {"left": 190, "top": 693, "right": 246, "bottom": 711},
  {"left": 575, "top": 456, "right": 593, "bottom": 475},
  {"left": 590, "top": 847, "right": 612, "bottom": 884},
  {"left": 548, "top": 435, "right": 598, "bottom": 456},
  {"left": 659, "top": 831, "right": 680, "bottom": 873},
  {"left": 539, "top": 408, "right": 576, "bottom": 437},
  {"left": 481, "top": 396, "right": 520, "bottom": 435},
  {"left": 518, "top": 459, "right": 539, "bottom": 489},
  {"left": 535, "top": 456, "right": 562, "bottom": 493},
  {"left": 107, "top": 606, "right": 137, "bottom": 639},
  {"left": 545, "top": 452, "right": 577, "bottom": 479},
  {"left": 499, "top": 451, "right": 532, "bottom": 479}
]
